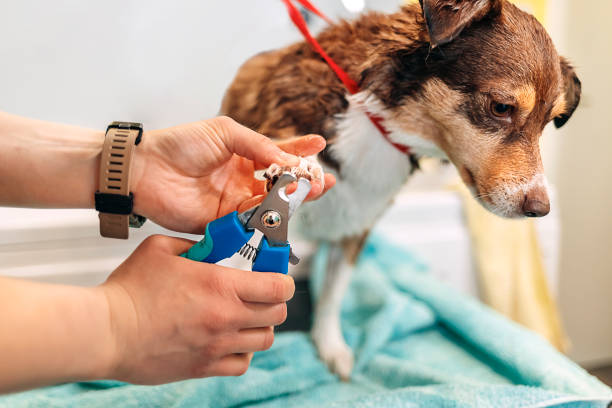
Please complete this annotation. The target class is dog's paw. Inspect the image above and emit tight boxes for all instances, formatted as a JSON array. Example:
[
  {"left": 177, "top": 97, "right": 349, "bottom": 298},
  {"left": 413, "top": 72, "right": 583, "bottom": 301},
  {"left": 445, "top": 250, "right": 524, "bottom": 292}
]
[
  {"left": 264, "top": 156, "right": 324, "bottom": 192},
  {"left": 311, "top": 327, "right": 354, "bottom": 381},
  {"left": 319, "top": 342, "right": 354, "bottom": 382}
]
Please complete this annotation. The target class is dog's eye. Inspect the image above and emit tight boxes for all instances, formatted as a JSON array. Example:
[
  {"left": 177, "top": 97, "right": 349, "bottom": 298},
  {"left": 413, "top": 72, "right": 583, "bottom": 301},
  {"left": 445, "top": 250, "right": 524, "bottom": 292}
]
[{"left": 491, "top": 102, "right": 514, "bottom": 118}]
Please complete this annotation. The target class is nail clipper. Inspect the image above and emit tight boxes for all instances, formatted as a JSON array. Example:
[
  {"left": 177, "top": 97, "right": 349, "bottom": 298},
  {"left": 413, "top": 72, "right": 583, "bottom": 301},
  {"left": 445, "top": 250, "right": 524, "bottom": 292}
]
[{"left": 180, "top": 173, "right": 311, "bottom": 274}]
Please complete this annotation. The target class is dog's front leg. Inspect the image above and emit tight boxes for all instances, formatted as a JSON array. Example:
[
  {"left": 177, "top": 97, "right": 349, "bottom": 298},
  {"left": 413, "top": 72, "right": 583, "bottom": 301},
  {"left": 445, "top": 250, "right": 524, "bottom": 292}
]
[
  {"left": 311, "top": 233, "right": 368, "bottom": 381},
  {"left": 311, "top": 242, "right": 354, "bottom": 380}
]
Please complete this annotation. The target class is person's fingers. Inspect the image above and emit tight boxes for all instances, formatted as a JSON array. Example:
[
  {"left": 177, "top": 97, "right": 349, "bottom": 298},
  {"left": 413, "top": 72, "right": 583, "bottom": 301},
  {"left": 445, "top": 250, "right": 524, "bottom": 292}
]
[
  {"left": 254, "top": 135, "right": 327, "bottom": 169},
  {"left": 140, "top": 235, "right": 197, "bottom": 256},
  {"left": 234, "top": 272, "right": 295, "bottom": 303},
  {"left": 238, "top": 302, "right": 288, "bottom": 329},
  {"left": 237, "top": 195, "right": 264, "bottom": 213},
  {"left": 215, "top": 117, "right": 300, "bottom": 168},
  {"left": 206, "top": 353, "right": 253, "bottom": 377},
  {"left": 321, "top": 174, "right": 337, "bottom": 195},
  {"left": 253, "top": 180, "right": 267, "bottom": 196},
  {"left": 307, "top": 173, "right": 336, "bottom": 198},
  {"left": 277, "top": 135, "right": 327, "bottom": 156},
  {"left": 313, "top": 173, "right": 336, "bottom": 198},
  {"left": 225, "top": 327, "right": 276, "bottom": 353},
  {"left": 283, "top": 173, "right": 336, "bottom": 201}
]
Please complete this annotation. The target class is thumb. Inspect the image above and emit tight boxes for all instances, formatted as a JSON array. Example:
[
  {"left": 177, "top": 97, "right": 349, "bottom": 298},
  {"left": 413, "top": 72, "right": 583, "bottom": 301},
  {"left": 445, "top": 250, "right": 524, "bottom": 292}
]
[
  {"left": 275, "top": 134, "right": 327, "bottom": 157},
  {"left": 215, "top": 116, "right": 301, "bottom": 168},
  {"left": 143, "top": 235, "right": 198, "bottom": 256}
]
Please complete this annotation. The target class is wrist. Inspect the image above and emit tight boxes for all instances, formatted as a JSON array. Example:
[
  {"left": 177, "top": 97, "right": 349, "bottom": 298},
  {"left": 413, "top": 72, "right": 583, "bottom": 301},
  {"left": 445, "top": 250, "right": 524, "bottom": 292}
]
[
  {"left": 0, "top": 279, "right": 120, "bottom": 391},
  {"left": 96, "top": 122, "right": 148, "bottom": 238},
  {"left": 79, "top": 286, "right": 121, "bottom": 381},
  {"left": 94, "top": 282, "right": 138, "bottom": 381}
]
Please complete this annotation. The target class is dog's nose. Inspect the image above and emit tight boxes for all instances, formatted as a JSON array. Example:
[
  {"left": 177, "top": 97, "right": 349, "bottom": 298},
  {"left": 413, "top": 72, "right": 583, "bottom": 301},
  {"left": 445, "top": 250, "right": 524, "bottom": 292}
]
[{"left": 522, "top": 188, "right": 550, "bottom": 217}]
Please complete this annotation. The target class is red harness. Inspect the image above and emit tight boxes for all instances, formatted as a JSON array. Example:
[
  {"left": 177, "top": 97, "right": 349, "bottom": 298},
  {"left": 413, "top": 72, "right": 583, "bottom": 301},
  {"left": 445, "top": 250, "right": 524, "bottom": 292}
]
[{"left": 281, "top": 0, "right": 411, "bottom": 155}]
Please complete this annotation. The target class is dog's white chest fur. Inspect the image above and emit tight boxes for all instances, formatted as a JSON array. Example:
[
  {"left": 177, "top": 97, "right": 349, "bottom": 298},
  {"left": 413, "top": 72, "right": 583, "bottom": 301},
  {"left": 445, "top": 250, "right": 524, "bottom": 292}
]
[{"left": 295, "top": 93, "right": 422, "bottom": 241}]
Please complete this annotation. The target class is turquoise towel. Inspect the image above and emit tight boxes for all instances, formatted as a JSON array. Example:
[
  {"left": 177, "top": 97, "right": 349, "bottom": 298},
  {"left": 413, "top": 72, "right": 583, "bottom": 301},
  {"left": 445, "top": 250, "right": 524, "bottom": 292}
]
[{"left": 2, "top": 236, "right": 610, "bottom": 407}]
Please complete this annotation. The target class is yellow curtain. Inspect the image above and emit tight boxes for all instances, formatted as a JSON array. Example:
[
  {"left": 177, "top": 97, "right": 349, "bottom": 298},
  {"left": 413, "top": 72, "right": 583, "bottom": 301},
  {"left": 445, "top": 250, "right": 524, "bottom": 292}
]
[
  {"left": 512, "top": 0, "right": 548, "bottom": 25},
  {"left": 458, "top": 184, "right": 568, "bottom": 351}
]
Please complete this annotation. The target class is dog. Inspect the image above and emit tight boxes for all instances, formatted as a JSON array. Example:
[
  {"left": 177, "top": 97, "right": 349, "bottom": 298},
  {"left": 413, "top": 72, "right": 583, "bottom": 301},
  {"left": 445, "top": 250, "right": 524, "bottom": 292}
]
[{"left": 221, "top": 0, "right": 581, "bottom": 380}]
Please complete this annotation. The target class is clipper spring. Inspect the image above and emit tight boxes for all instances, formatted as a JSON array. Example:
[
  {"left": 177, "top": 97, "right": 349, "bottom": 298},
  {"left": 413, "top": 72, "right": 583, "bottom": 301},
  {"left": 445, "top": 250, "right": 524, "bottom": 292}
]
[{"left": 238, "top": 242, "right": 258, "bottom": 261}]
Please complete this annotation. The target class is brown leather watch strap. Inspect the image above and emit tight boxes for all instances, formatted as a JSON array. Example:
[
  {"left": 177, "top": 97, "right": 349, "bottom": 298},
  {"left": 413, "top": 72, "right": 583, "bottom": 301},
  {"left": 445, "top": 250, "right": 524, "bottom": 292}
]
[{"left": 97, "top": 122, "right": 142, "bottom": 239}]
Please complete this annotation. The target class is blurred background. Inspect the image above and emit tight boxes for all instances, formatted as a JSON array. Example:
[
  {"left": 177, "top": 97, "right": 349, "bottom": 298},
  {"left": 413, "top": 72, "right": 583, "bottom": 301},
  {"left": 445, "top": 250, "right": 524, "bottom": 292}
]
[{"left": 0, "top": 0, "right": 610, "bottom": 381}]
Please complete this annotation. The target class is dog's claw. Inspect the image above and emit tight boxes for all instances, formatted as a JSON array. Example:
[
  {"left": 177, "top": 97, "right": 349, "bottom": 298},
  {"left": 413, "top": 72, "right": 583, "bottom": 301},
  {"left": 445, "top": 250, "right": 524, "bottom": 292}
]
[{"left": 264, "top": 157, "right": 324, "bottom": 192}]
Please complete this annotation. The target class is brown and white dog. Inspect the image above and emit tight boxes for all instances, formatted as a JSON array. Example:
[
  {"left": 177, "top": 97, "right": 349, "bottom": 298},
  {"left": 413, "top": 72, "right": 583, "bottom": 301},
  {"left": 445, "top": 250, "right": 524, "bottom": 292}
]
[{"left": 221, "top": 0, "right": 581, "bottom": 380}]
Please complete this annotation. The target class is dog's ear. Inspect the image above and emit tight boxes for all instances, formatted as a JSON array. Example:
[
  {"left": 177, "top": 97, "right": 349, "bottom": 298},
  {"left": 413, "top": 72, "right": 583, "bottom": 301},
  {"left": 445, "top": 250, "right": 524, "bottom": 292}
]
[
  {"left": 419, "top": 0, "right": 502, "bottom": 47},
  {"left": 554, "top": 57, "right": 582, "bottom": 128}
]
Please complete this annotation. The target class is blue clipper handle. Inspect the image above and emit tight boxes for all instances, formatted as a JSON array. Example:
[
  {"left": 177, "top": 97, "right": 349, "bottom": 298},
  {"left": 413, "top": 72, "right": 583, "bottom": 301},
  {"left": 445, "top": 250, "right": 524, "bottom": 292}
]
[
  {"left": 252, "top": 238, "right": 291, "bottom": 275},
  {"left": 181, "top": 211, "right": 253, "bottom": 263}
]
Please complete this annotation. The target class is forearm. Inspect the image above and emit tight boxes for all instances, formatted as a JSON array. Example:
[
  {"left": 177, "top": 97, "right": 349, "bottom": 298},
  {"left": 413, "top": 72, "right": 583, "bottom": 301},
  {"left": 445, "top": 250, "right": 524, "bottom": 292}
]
[
  {"left": 0, "top": 277, "right": 113, "bottom": 393},
  {"left": 0, "top": 111, "right": 104, "bottom": 208}
]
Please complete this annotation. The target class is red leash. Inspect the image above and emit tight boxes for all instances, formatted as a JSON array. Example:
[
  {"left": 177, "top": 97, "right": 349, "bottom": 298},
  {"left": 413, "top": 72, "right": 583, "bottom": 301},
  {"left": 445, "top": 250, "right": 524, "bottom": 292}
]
[{"left": 281, "top": 0, "right": 411, "bottom": 155}]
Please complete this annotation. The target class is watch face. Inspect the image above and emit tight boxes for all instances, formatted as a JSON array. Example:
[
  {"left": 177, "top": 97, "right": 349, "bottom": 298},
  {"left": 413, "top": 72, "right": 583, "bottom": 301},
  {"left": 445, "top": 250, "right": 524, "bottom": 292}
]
[
  {"left": 108, "top": 121, "right": 143, "bottom": 130},
  {"left": 107, "top": 122, "right": 143, "bottom": 145}
]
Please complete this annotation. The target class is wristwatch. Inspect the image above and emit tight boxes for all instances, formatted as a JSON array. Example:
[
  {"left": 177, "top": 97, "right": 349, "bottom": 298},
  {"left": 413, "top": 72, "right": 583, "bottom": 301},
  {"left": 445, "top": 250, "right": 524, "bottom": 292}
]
[{"left": 95, "top": 121, "right": 147, "bottom": 239}]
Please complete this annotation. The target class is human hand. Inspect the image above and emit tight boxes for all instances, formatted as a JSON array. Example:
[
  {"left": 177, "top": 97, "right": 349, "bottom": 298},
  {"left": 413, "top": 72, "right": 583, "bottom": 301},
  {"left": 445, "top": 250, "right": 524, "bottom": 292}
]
[
  {"left": 98, "top": 234, "right": 294, "bottom": 384},
  {"left": 131, "top": 116, "right": 335, "bottom": 233}
]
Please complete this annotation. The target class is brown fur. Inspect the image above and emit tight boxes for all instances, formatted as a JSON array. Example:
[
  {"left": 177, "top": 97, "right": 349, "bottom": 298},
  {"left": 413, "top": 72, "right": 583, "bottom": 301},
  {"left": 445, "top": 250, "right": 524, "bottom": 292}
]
[
  {"left": 341, "top": 232, "right": 370, "bottom": 265},
  {"left": 221, "top": 5, "right": 428, "bottom": 136},
  {"left": 220, "top": 0, "right": 582, "bottom": 379},
  {"left": 222, "top": 1, "right": 581, "bottom": 219}
]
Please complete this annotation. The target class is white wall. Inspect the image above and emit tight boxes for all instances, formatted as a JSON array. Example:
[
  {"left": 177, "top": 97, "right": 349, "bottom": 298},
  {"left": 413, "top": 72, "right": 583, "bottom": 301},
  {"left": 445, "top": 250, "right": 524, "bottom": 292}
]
[
  {"left": 0, "top": 0, "right": 299, "bottom": 129},
  {"left": 552, "top": 1, "right": 612, "bottom": 367},
  {"left": 0, "top": 0, "right": 399, "bottom": 130}
]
